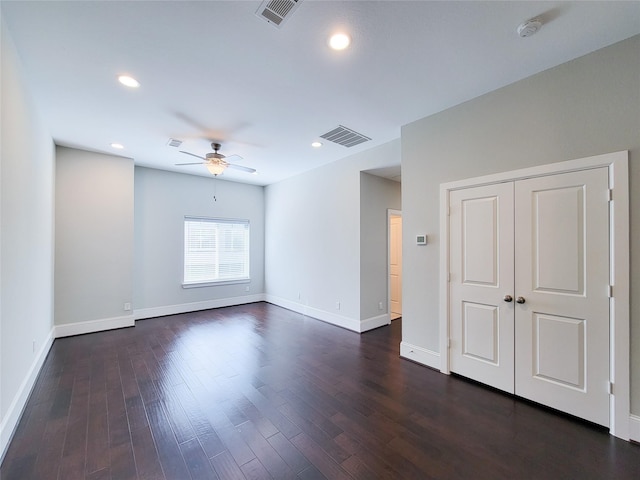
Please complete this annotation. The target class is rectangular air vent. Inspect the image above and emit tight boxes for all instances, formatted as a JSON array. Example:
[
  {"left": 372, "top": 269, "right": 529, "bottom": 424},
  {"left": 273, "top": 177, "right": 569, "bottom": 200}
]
[
  {"left": 167, "top": 138, "right": 183, "bottom": 148},
  {"left": 256, "top": 0, "right": 303, "bottom": 28},
  {"left": 320, "top": 125, "right": 372, "bottom": 147}
]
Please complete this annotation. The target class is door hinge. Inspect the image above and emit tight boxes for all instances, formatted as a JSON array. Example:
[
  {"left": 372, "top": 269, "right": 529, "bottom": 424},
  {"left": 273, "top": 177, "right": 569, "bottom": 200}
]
[
  {"left": 447, "top": 273, "right": 451, "bottom": 282},
  {"left": 608, "top": 381, "right": 614, "bottom": 395},
  {"left": 448, "top": 338, "right": 451, "bottom": 348},
  {"left": 608, "top": 285, "right": 613, "bottom": 298},
  {"left": 608, "top": 188, "right": 613, "bottom": 201}
]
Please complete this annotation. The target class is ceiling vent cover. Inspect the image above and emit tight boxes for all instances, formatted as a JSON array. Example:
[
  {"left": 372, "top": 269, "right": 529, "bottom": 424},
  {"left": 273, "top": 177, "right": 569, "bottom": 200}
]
[
  {"left": 256, "top": 0, "right": 303, "bottom": 28},
  {"left": 320, "top": 125, "right": 372, "bottom": 147}
]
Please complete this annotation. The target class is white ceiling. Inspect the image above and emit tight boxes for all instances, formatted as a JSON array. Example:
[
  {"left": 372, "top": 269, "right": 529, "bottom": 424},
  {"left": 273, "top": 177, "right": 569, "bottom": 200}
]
[{"left": 2, "top": 1, "right": 639, "bottom": 186}]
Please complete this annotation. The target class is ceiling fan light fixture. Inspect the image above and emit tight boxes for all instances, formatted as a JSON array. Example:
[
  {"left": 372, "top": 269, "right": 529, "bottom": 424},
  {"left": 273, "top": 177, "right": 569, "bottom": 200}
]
[{"left": 206, "top": 163, "right": 227, "bottom": 176}]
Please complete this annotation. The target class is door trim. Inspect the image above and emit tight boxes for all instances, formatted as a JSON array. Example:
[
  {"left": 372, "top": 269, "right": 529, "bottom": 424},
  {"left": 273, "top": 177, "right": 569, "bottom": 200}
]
[{"left": 439, "top": 151, "right": 629, "bottom": 440}]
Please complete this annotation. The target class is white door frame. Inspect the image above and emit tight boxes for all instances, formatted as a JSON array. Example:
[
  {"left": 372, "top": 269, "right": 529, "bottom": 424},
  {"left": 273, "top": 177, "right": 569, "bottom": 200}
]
[
  {"left": 439, "top": 151, "right": 629, "bottom": 440},
  {"left": 388, "top": 209, "right": 402, "bottom": 320}
]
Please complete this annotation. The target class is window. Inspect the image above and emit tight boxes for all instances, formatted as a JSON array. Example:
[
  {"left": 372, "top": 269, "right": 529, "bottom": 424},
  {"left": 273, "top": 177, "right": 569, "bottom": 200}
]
[{"left": 183, "top": 217, "right": 250, "bottom": 286}]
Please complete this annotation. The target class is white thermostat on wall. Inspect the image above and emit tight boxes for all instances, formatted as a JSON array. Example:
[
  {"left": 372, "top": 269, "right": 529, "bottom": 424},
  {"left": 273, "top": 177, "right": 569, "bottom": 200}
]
[{"left": 416, "top": 234, "right": 427, "bottom": 245}]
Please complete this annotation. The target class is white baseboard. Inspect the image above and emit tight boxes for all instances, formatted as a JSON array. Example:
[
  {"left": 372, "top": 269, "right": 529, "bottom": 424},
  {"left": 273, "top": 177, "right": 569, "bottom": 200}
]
[
  {"left": 1, "top": 327, "right": 55, "bottom": 461},
  {"left": 134, "top": 294, "right": 266, "bottom": 321},
  {"left": 265, "top": 295, "right": 366, "bottom": 332},
  {"left": 400, "top": 341, "right": 440, "bottom": 370},
  {"left": 55, "top": 314, "right": 135, "bottom": 338},
  {"left": 360, "top": 313, "right": 391, "bottom": 332},
  {"left": 630, "top": 414, "right": 640, "bottom": 443}
]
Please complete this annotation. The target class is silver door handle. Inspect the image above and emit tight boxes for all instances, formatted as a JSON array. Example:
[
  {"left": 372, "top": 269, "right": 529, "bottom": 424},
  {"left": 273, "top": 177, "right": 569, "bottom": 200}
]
[
  {"left": 516, "top": 296, "right": 526, "bottom": 304},
  {"left": 504, "top": 295, "right": 513, "bottom": 302}
]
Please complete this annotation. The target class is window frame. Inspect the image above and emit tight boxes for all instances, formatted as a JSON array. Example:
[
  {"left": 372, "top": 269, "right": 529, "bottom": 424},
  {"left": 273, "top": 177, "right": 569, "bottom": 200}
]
[{"left": 182, "top": 216, "right": 251, "bottom": 288}]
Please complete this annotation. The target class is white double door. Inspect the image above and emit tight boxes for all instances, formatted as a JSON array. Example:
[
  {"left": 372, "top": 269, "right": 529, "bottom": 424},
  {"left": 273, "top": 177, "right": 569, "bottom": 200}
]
[{"left": 449, "top": 167, "right": 610, "bottom": 426}]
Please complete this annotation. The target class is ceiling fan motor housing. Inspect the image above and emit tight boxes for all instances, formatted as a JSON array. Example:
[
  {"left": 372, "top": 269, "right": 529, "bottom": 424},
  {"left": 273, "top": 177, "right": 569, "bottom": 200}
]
[{"left": 206, "top": 152, "right": 226, "bottom": 162}]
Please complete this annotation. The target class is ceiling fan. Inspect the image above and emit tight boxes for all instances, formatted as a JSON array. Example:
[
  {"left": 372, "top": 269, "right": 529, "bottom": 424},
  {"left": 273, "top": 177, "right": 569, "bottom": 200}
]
[{"left": 176, "top": 143, "right": 256, "bottom": 176}]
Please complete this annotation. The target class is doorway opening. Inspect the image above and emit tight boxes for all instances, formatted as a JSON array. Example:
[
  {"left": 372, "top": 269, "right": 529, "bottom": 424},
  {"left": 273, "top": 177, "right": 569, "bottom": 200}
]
[{"left": 388, "top": 210, "right": 402, "bottom": 320}]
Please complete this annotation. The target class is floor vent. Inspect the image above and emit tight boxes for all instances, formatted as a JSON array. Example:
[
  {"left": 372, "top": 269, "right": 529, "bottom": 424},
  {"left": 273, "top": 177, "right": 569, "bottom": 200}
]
[
  {"left": 256, "top": 0, "right": 303, "bottom": 28},
  {"left": 320, "top": 125, "right": 372, "bottom": 147}
]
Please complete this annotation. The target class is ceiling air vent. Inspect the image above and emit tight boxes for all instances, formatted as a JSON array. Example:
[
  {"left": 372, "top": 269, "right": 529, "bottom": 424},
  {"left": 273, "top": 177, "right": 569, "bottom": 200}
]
[
  {"left": 256, "top": 0, "right": 303, "bottom": 28},
  {"left": 167, "top": 138, "right": 183, "bottom": 148},
  {"left": 320, "top": 125, "right": 372, "bottom": 148}
]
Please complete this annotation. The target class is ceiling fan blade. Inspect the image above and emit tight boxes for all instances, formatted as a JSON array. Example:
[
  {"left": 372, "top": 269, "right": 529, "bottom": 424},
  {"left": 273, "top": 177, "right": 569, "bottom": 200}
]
[
  {"left": 175, "top": 162, "right": 204, "bottom": 166},
  {"left": 223, "top": 154, "right": 243, "bottom": 162},
  {"left": 228, "top": 163, "right": 256, "bottom": 173},
  {"left": 179, "top": 151, "right": 206, "bottom": 160}
]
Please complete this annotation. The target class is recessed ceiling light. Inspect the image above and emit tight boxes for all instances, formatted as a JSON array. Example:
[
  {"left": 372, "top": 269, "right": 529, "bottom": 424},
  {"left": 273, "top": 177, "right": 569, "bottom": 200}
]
[
  {"left": 311, "top": 141, "right": 323, "bottom": 148},
  {"left": 111, "top": 143, "right": 124, "bottom": 149},
  {"left": 117, "top": 75, "right": 140, "bottom": 88},
  {"left": 329, "top": 33, "right": 351, "bottom": 51}
]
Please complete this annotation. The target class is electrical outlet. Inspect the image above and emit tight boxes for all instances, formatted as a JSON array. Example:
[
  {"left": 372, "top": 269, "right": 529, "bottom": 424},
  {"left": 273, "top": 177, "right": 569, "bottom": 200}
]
[
  {"left": 378, "top": 302, "right": 384, "bottom": 310},
  {"left": 245, "top": 286, "right": 250, "bottom": 292},
  {"left": 336, "top": 301, "right": 341, "bottom": 310},
  {"left": 124, "top": 302, "right": 131, "bottom": 311}
]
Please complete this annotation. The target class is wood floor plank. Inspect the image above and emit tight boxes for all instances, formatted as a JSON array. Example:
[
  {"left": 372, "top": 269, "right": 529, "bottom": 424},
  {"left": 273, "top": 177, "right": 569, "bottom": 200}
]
[
  {"left": 289, "top": 432, "right": 352, "bottom": 480},
  {"left": 145, "top": 399, "right": 191, "bottom": 480},
  {"left": 240, "top": 457, "right": 271, "bottom": 480},
  {"left": 57, "top": 374, "right": 90, "bottom": 479},
  {"left": 210, "top": 450, "right": 246, "bottom": 480},
  {"left": 179, "top": 437, "right": 220, "bottom": 480},
  {"left": 333, "top": 433, "right": 400, "bottom": 480},
  {"left": 130, "top": 424, "right": 166, "bottom": 480},
  {"left": 278, "top": 402, "right": 351, "bottom": 465},
  {"left": 266, "top": 432, "right": 311, "bottom": 475},
  {"left": 31, "top": 416, "right": 67, "bottom": 479},
  {"left": 236, "top": 420, "right": 297, "bottom": 480},
  {"left": 340, "top": 454, "right": 382, "bottom": 480}
]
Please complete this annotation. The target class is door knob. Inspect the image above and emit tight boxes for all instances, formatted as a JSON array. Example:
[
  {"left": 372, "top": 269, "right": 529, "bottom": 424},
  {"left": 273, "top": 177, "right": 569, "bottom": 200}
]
[
  {"left": 516, "top": 296, "right": 526, "bottom": 304},
  {"left": 503, "top": 295, "right": 513, "bottom": 303}
]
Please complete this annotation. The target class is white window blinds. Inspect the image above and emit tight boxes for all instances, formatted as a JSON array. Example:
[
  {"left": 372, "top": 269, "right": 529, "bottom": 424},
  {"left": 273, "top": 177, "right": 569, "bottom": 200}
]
[{"left": 184, "top": 217, "right": 250, "bottom": 285}]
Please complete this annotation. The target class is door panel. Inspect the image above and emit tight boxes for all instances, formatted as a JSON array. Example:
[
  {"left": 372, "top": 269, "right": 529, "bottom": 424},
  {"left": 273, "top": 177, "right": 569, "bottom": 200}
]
[
  {"left": 449, "top": 183, "right": 515, "bottom": 393},
  {"left": 514, "top": 168, "right": 609, "bottom": 426},
  {"left": 533, "top": 186, "right": 584, "bottom": 294},
  {"left": 462, "top": 302, "right": 499, "bottom": 364},
  {"left": 390, "top": 215, "right": 402, "bottom": 318},
  {"left": 462, "top": 197, "right": 499, "bottom": 286},
  {"left": 533, "top": 313, "right": 585, "bottom": 389}
]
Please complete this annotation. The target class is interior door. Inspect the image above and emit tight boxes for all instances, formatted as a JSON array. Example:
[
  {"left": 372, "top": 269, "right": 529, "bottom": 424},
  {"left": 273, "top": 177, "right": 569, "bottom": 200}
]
[
  {"left": 389, "top": 214, "right": 402, "bottom": 319},
  {"left": 514, "top": 167, "right": 610, "bottom": 426},
  {"left": 449, "top": 183, "right": 515, "bottom": 393}
]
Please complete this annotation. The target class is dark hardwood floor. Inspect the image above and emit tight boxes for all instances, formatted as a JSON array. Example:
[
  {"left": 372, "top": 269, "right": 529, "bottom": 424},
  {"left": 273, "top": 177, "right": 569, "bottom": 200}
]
[{"left": 1, "top": 302, "right": 639, "bottom": 479}]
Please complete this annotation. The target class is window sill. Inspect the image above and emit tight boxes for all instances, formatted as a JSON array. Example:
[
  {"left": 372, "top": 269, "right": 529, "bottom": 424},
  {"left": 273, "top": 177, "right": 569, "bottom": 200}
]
[{"left": 182, "top": 278, "right": 250, "bottom": 289}]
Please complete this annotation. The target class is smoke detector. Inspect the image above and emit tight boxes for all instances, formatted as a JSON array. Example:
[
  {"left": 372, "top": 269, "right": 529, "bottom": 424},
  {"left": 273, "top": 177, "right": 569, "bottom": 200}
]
[{"left": 517, "top": 19, "right": 543, "bottom": 38}]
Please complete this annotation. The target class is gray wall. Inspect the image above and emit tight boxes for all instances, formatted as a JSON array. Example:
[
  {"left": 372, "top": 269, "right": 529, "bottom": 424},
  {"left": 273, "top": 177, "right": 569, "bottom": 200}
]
[
  {"left": 360, "top": 172, "right": 401, "bottom": 320},
  {"left": 133, "top": 167, "right": 265, "bottom": 312},
  {"left": 265, "top": 140, "right": 400, "bottom": 328},
  {"left": 401, "top": 36, "right": 640, "bottom": 413},
  {"left": 55, "top": 146, "right": 134, "bottom": 326},
  {"left": 1, "top": 18, "right": 54, "bottom": 451}
]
